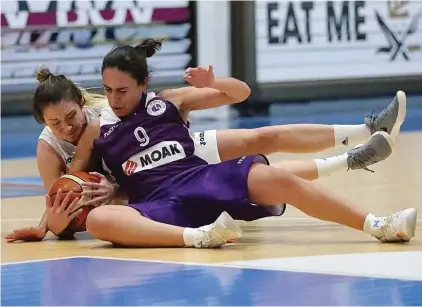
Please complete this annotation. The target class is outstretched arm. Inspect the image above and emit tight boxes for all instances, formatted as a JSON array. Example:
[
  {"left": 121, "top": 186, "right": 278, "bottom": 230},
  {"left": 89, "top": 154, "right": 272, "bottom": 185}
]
[
  {"left": 5, "top": 120, "right": 102, "bottom": 243},
  {"left": 35, "top": 140, "right": 68, "bottom": 231},
  {"left": 160, "top": 66, "right": 250, "bottom": 121}
]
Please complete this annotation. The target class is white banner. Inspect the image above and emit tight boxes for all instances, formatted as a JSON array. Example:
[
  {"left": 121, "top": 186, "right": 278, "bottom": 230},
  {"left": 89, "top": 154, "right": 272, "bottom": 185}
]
[{"left": 255, "top": 0, "right": 422, "bottom": 83}]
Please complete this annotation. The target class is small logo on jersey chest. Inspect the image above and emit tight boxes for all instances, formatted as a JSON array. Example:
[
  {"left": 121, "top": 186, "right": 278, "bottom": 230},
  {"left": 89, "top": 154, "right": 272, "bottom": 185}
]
[
  {"left": 147, "top": 99, "right": 166, "bottom": 116},
  {"left": 104, "top": 123, "right": 122, "bottom": 138}
]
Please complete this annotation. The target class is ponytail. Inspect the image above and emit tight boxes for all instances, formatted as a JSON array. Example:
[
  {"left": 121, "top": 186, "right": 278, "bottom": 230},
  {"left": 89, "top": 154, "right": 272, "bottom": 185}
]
[{"left": 134, "top": 38, "right": 162, "bottom": 58}]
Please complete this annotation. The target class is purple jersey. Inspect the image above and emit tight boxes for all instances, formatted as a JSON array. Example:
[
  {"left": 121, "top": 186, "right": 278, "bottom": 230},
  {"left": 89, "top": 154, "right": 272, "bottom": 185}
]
[{"left": 93, "top": 92, "right": 208, "bottom": 203}]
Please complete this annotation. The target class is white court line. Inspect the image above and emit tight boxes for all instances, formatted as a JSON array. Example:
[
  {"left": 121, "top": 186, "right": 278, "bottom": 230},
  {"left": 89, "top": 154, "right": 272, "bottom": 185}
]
[
  {"left": 0, "top": 255, "right": 238, "bottom": 269},
  {"left": 3, "top": 254, "right": 421, "bottom": 282}
]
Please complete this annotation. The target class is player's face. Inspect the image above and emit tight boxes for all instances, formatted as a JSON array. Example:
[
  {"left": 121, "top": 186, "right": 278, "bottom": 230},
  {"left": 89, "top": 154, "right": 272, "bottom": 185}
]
[
  {"left": 102, "top": 68, "right": 145, "bottom": 117},
  {"left": 42, "top": 100, "right": 87, "bottom": 144}
]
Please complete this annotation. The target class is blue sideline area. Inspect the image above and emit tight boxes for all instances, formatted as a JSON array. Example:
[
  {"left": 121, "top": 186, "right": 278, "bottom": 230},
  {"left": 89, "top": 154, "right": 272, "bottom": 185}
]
[{"left": 2, "top": 257, "right": 422, "bottom": 306}]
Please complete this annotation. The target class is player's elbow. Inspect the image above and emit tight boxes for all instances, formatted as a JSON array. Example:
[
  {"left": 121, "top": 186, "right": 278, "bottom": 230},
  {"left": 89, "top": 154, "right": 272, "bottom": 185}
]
[{"left": 232, "top": 82, "right": 251, "bottom": 103}]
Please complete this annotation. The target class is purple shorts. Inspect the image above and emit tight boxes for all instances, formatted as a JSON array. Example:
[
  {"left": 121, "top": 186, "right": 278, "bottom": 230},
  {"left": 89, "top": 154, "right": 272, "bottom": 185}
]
[{"left": 129, "top": 155, "right": 286, "bottom": 228}]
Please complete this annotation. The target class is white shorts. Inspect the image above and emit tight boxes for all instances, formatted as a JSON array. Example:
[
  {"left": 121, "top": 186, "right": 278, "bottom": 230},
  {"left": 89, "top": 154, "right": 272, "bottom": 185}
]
[{"left": 193, "top": 129, "right": 221, "bottom": 164}]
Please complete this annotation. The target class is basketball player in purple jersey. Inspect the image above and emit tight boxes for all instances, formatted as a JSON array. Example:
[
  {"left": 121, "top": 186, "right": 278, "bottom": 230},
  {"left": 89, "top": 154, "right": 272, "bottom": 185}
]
[
  {"left": 4, "top": 63, "right": 406, "bottom": 243},
  {"left": 63, "top": 39, "right": 416, "bottom": 248}
]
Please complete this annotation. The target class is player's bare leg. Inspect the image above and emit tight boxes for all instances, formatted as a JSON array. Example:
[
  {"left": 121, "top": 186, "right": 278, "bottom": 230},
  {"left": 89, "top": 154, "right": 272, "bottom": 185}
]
[
  {"left": 86, "top": 205, "right": 241, "bottom": 248},
  {"left": 215, "top": 91, "right": 406, "bottom": 160}
]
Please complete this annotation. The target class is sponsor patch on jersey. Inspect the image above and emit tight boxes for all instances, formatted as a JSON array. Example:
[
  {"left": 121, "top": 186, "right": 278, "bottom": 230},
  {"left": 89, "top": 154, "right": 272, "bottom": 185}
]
[
  {"left": 147, "top": 99, "right": 166, "bottom": 116},
  {"left": 122, "top": 141, "right": 186, "bottom": 175}
]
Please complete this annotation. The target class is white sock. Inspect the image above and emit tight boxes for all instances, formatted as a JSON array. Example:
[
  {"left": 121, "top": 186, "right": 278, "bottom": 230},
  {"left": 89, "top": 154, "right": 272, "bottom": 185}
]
[
  {"left": 363, "top": 213, "right": 384, "bottom": 237},
  {"left": 334, "top": 124, "right": 371, "bottom": 147},
  {"left": 182, "top": 227, "right": 199, "bottom": 247},
  {"left": 313, "top": 153, "right": 349, "bottom": 178}
]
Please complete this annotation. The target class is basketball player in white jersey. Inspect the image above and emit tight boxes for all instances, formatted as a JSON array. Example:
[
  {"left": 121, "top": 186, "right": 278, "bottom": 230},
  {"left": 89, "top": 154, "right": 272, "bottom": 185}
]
[{"left": 5, "top": 65, "right": 407, "bottom": 242}]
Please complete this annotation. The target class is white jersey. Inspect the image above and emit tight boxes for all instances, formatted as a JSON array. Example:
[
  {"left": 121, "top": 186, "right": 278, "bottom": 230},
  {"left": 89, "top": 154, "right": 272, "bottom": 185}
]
[{"left": 39, "top": 106, "right": 103, "bottom": 168}]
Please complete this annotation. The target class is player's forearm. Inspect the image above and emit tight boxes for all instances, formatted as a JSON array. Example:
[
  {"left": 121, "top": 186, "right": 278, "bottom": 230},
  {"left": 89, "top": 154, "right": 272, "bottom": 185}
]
[
  {"left": 210, "top": 77, "right": 250, "bottom": 102},
  {"left": 113, "top": 184, "right": 128, "bottom": 201},
  {"left": 38, "top": 211, "right": 49, "bottom": 232}
]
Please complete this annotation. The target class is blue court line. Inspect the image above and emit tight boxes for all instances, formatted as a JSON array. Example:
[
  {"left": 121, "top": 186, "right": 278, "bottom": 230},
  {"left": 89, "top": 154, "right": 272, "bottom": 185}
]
[
  {"left": 1, "top": 176, "right": 43, "bottom": 184},
  {"left": 1, "top": 176, "right": 45, "bottom": 199},
  {"left": 1, "top": 256, "right": 422, "bottom": 306}
]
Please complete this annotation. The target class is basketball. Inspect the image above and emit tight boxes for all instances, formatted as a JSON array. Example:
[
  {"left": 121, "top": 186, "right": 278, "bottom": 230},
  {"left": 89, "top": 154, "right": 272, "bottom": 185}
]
[{"left": 48, "top": 172, "right": 100, "bottom": 235}]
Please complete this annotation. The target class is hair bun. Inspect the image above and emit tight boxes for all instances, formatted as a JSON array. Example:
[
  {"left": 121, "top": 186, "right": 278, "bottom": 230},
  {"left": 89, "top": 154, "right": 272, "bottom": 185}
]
[
  {"left": 36, "top": 68, "right": 54, "bottom": 83},
  {"left": 135, "top": 38, "right": 162, "bottom": 58}
]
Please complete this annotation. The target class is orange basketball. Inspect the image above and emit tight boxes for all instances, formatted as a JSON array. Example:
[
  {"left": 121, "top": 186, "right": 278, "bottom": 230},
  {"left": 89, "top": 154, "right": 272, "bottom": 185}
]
[{"left": 48, "top": 172, "right": 100, "bottom": 236}]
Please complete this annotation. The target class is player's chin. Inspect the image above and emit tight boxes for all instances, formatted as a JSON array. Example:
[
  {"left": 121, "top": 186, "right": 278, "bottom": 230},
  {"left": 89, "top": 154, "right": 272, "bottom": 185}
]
[
  {"left": 111, "top": 107, "right": 127, "bottom": 117},
  {"left": 63, "top": 133, "right": 79, "bottom": 144}
]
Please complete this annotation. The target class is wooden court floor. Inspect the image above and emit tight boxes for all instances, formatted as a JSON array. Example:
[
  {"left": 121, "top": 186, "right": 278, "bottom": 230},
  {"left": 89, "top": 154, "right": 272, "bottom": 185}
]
[{"left": 2, "top": 132, "right": 421, "bottom": 265}]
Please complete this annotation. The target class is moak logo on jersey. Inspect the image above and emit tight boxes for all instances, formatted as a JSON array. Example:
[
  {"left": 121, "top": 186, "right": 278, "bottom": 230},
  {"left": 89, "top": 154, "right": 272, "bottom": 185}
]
[
  {"left": 124, "top": 160, "right": 139, "bottom": 176},
  {"left": 122, "top": 141, "right": 186, "bottom": 175}
]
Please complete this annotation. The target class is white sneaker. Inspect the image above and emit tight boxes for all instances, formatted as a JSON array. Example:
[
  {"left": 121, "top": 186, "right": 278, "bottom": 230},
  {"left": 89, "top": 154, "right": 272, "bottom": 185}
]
[
  {"left": 193, "top": 212, "right": 243, "bottom": 248},
  {"left": 375, "top": 208, "right": 418, "bottom": 243}
]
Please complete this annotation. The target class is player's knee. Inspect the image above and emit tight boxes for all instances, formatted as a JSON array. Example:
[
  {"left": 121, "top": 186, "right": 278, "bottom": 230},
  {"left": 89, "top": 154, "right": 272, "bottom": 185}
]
[
  {"left": 86, "top": 206, "right": 113, "bottom": 240},
  {"left": 249, "top": 164, "right": 299, "bottom": 205}
]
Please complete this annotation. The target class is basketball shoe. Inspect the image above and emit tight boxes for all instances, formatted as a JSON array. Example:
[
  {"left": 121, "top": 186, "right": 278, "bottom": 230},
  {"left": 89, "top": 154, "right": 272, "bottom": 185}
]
[
  {"left": 365, "top": 90, "right": 406, "bottom": 141},
  {"left": 193, "top": 212, "right": 242, "bottom": 248},
  {"left": 347, "top": 131, "right": 394, "bottom": 172},
  {"left": 374, "top": 208, "right": 418, "bottom": 242}
]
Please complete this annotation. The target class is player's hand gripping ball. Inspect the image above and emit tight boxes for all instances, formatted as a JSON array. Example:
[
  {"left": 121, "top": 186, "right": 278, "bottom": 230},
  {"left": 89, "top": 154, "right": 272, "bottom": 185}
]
[{"left": 48, "top": 172, "right": 100, "bottom": 236}]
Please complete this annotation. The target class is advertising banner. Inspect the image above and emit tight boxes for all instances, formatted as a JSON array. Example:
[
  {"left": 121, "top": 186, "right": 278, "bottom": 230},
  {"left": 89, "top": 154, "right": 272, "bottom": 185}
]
[
  {"left": 255, "top": 0, "right": 422, "bottom": 83},
  {"left": 1, "top": 0, "right": 193, "bottom": 89}
]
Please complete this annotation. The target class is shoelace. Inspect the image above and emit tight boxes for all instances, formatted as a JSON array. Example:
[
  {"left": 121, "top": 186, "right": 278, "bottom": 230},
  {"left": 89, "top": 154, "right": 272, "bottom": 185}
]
[
  {"left": 373, "top": 216, "right": 394, "bottom": 242},
  {"left": 201, "top": 226, "right": 227, "bottom": 247},
  {"left": 347, "top": 145, "right": 377, "bottom": 172},
  {"left": 366, "top": 106, "right": 390, "bottom": 132},
  {"left": 378, "top": 211, "right": 404, "bottom": 240}
]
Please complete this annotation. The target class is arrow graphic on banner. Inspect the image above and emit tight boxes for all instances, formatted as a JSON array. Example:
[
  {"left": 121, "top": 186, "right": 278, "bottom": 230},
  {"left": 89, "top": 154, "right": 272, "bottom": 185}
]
[{"left": 375, "top": 10, "right": 421, "bottom": 61}]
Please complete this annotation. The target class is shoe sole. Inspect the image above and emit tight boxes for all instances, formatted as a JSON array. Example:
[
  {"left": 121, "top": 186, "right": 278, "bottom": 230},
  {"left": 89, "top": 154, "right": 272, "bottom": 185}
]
[
  {"left": 405, "top": 208, "right": 418, "bottom": 238},
  {"left": 391, "top": 90, "right": 407, "bottom": 139},
  {"left": 371, "top": 131, "right": 395, "bottom": 158}
]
